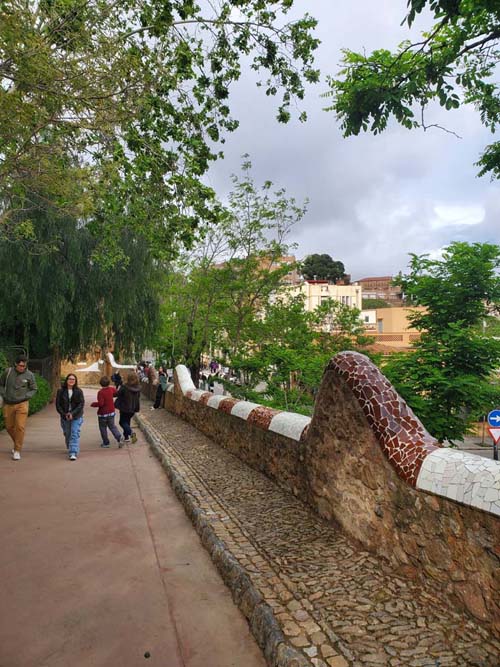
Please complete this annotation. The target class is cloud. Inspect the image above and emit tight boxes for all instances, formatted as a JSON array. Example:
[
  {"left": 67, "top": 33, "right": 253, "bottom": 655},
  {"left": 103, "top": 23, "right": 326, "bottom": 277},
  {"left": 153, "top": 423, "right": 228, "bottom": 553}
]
[{"left": 207, "top": 1, "right": 500, "bottom": 279}]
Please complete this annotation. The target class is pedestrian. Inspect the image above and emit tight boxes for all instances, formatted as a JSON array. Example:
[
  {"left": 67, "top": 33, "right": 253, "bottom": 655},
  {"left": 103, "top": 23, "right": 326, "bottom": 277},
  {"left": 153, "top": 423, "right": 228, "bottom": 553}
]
[
  {"left": 0, "top": 354, "right": 38, "bottom": 460},
  {"left": 90, "top": 376, "right": 123, "bottom": 448},
  {"left": 151, "top": 366, "right": 167, "bottom": 410},
  {"left": 111, "top": 370, "right": 122, "bottom": 389},
  {"left": 55, "top": 373, "right": 85, "bottom": 461},
  {"left": 114, "top": 371, "right": 141, "bottom": 443}
]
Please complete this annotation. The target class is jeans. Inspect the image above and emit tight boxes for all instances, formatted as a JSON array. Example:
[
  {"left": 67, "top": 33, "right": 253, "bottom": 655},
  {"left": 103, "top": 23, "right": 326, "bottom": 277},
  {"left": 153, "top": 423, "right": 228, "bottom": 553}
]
[
  {"left": 98, "top": 414, "right": 122, "bottom": 445},
  {"left": 60, "top": 416, "right": 83, "bottom": 456},
  {"left": 119, "top": 412, "right": 134, "bottom": 439}
]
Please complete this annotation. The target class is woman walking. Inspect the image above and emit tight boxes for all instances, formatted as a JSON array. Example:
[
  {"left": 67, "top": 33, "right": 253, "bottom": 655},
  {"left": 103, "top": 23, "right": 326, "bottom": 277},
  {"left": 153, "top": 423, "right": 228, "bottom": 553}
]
[
  {"left": 115, "top": 372, "right": 141, "bottom": 444},
  {"left": 56, "top": 373, "right": 85, "bottom": 461}
]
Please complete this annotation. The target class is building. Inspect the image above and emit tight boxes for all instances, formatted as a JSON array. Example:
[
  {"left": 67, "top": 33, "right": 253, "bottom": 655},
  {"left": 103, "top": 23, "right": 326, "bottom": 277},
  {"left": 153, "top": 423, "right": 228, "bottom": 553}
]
[
  {"left": 360, "top": 306, "right": 425, "bottom": 349},
  {"left": 357, "top": 276, "right": 403, "bottom": 305},
  {"left": 289, "top": 280, "right": 362, "bottom": 311}
]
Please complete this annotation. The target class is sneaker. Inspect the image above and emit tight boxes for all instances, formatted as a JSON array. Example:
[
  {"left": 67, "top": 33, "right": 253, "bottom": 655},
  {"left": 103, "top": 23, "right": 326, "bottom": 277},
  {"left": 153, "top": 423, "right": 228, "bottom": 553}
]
[
  {"left": 69, "top": 453, "right": 77, "bottom": 461},
  {"left": 12, "top": 451, "right": 21, "bottom": 461},
  {"left": 100, "top": 443, "right": 110, "bottom": 448},
  {"left": 122, "top": 437, "right": 131, "bottom": 444},
  {"left": 150, "top": 406, "right": 155, "bottom": 410},
  {"left": 131, "top": 432, "right": 137, "bottom": 444}
]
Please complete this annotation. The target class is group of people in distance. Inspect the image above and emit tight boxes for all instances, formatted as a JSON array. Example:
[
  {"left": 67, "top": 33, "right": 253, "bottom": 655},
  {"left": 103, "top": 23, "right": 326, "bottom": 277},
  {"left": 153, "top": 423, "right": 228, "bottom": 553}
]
[{"left": 55, "top": 371, "right": 141, "bottom": 460}]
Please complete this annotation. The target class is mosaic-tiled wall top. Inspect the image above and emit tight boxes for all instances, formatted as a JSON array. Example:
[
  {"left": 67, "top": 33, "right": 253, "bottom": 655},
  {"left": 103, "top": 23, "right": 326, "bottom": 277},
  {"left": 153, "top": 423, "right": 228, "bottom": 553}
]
[{"left": 173, "top": 358, "right": 500, "bottom": 517}]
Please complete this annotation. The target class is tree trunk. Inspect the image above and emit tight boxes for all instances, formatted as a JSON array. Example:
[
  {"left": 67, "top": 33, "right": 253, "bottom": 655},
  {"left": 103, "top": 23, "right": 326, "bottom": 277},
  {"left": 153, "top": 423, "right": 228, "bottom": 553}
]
[{"left": 50, "top": 346, "right": 62, "bottom": 400}]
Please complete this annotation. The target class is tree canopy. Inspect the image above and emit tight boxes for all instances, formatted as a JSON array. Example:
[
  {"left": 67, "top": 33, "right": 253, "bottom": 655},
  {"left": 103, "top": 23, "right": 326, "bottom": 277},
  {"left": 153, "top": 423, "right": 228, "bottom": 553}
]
[
  {"left": 0, "top": 194, "right": 161, "bottom": 369},
  {"left": 384, "top": 242, "right": 500, "bottom": 442},
  {"left": 301, "top": 253, "right": 346, "bottom": 282},
  {"left": 325, "top": 0, "right": 500, "bottom": 179},
  {"left": 152, "top": 158, "right": 306, "bottom": 381},
  {"left": 0, "top": 1, "right": 319, "bottom": 261}
]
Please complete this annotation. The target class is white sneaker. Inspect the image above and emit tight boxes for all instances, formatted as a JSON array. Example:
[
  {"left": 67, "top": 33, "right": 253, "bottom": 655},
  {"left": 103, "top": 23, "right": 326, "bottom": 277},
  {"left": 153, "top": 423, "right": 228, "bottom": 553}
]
[
  {"left": 12, "top": 451, "right": 21, "bottom": 460},
  {"left": 69, "top": 453, "right": 77, "bottom": 461}
]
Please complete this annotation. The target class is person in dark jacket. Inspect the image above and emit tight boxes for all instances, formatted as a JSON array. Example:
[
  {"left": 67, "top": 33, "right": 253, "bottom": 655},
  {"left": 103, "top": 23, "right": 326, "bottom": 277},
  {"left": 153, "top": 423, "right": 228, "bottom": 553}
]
[
  {"left": 90, "top": 376, "right": 123, "bottom": 448},
  {"left": 0, "top": 354, "right": 37, "bottom": 461},
  {"left": 56, "top": 373, "right": 85, "bottom": 460},
  {"left": 114, "top": 371, "right": 141, "bottom": 443}
]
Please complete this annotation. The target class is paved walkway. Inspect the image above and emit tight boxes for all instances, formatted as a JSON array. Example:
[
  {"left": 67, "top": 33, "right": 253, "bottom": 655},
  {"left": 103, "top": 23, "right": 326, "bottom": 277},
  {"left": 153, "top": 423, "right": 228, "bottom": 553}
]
[
  {"left": 138, "top": 405, "right": 500, "bottom": 667},
  {"left": 0, "top": 390, "right": 265, "bottom": 667}
]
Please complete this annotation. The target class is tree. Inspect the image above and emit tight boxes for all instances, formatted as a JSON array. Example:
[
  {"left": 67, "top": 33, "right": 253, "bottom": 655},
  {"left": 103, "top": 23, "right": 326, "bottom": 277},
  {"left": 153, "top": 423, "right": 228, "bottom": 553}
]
[
  {"left": 0, "top": 1, "right": 319, "bottom": 259},
  {"left": 325, "top": 1, "right": 500, "bottom": 179},
  {"left": 362, "top": 298, "right": 391, "bottom": 310},
  {"left": 152, "top": 158, "right": 307, "bottom": 382},
  {"left": 301, "top": 253, "right": 346, "bottom": 282},
  {"left": 0, "top": 193, "right": 162, "bottom": 386},
  {"left": 229, "top": 293, "right": 371, "bottom": 414},
  {"left": 384, "top": 242, "right": 500, "bottom": 442}
]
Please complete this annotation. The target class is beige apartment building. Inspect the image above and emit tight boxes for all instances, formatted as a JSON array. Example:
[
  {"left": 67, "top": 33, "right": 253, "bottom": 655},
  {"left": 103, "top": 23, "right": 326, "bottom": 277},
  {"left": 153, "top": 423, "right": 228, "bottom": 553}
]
[
  {"left": 288, "top": 279, "right": 363, "bottom": 311},
  {"left": 361, "top": 306, "right": 425, "bottom": 349}
]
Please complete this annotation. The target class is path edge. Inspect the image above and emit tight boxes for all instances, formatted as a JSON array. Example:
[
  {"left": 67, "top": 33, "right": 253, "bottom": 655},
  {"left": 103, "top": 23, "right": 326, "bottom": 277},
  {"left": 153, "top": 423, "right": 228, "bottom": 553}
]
[{"left": 136, "top": 413, "right": 311, "bottom": 667}]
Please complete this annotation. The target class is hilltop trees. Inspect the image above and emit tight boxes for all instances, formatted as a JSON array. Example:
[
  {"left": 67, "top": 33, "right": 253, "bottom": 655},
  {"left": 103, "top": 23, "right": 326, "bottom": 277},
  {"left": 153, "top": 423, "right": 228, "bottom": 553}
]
[
  {"left": 302, "top": 254, "right": 346, "bottom": 282},
  {"left": 384, "top": 242, "right": 500, "bottom": 442},
  {"left": 325, "top": 0, "right": 500, "bottom": 179}
]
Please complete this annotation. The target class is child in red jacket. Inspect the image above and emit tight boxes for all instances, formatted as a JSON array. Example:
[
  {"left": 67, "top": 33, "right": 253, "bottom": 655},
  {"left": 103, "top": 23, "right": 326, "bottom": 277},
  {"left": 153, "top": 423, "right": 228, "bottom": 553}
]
[{"left": 91, "top": 376, "right": 124, "bottom": 448}]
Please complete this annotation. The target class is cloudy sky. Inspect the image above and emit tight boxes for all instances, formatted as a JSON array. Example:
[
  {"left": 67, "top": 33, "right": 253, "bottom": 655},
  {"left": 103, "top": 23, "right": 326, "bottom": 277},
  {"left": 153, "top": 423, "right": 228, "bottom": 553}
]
[{"left": 207, "top": 0, "right": 499, "bottom": 281}]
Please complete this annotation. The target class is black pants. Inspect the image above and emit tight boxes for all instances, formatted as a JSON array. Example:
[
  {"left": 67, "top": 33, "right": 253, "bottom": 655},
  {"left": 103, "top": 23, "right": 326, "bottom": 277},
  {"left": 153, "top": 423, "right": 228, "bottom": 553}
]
[
  {"left": 119, "top": 411, "right": 134, "bottom": 439},
  {"left": 153, "top": 385, "right": 165, "bottom": 409}
]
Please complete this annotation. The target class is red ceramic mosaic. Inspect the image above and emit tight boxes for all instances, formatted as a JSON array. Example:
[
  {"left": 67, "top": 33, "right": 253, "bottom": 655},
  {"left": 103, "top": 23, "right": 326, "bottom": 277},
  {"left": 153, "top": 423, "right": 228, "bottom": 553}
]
[
  {"left": 247, "top": 406, "right": 282, "bottom": 430},
  {"left": 219, "top": 398, "right": 241, "bottom": 414},
  {"left": 198, "top": 392, "right": 213, "bottom": 406},
  {"left": 329, "top": 351, "right": 439, "bottom": 486}
]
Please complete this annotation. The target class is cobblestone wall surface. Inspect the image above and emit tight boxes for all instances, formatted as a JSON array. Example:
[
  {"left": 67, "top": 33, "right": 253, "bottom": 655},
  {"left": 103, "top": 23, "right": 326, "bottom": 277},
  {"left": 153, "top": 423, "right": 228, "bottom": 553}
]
[{"left": 136, "top": 406, "right": 500, "bottom": 666}]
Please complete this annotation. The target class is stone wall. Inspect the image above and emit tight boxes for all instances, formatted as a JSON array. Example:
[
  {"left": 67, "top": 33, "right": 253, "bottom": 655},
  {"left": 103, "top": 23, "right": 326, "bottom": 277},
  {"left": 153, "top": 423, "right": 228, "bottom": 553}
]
[{"left": 160, "top": 357, "right": 500, "bottom": 636}]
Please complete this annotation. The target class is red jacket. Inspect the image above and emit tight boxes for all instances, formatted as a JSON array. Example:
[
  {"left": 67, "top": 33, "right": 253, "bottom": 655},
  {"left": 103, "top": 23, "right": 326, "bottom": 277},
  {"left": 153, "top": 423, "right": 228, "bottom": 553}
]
[{"left": 90, "top": 386, "right": 117, "bottom": 415}]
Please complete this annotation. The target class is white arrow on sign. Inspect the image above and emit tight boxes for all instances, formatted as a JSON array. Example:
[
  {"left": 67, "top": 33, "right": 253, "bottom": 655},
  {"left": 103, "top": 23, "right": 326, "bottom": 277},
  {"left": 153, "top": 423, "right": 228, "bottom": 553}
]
[
  {"left": 490, "top": 415, "right": 500, "bottom": 424},
  {"left": 487, "top": 427, "right": 500, "bottom": 444}
]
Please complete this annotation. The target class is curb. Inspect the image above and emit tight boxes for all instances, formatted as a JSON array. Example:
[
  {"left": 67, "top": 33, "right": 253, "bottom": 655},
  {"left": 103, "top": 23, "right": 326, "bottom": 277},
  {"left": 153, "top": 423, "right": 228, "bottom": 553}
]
[{"left": 136, "top": 413, "right": 311, "bottom": 667}]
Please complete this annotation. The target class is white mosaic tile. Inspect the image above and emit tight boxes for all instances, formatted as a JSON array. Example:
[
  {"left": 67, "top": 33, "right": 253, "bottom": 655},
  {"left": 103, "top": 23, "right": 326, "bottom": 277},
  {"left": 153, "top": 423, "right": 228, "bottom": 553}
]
[
  {"left": 231, "top": 401, "right": 261, "bottom": 420},
  {"left": 417, "top": 449, "right": 500, "bottom": 517},
  {"left": 268, "top": 412, "right": 311, "bottom": 442},
  {"left": 206, "top": 394, "right": 228, "bottom": 409},
  {"left": 176, "top": 365, "right": 195, "bottom": 394}
]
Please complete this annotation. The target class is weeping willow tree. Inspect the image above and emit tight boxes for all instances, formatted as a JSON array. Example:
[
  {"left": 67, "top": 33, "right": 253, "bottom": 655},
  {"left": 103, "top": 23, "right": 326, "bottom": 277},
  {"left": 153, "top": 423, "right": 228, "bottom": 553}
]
[{"left": 0, "top": 192, "right": 162, "bottom": 387}]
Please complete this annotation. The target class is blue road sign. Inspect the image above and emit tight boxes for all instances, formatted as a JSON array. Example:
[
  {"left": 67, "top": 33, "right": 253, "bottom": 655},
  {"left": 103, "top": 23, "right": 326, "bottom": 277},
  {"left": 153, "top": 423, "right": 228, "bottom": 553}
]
[{"left": 487, "top": 409, "right": 500, "bottom": 426}]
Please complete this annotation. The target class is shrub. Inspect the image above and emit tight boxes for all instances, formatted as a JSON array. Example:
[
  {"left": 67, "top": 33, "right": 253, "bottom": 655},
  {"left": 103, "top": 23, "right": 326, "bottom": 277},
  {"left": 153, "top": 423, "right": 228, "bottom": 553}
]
[{"left": 0, "top": 373, "right": 51, "bottom": 431}]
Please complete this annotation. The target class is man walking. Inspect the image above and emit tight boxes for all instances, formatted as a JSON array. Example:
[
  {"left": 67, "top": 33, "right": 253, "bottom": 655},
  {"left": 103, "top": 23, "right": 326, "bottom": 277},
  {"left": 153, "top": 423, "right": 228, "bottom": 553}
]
[{"left": 0, "top": 355, "right": 37, "bottom": 460}]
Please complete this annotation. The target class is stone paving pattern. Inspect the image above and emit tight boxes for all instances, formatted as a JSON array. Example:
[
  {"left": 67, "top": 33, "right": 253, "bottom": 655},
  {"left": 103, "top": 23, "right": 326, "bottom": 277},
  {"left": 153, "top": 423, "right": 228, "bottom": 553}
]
[{"left": 137, "top": 405, "right": 500, "bottom": 667}]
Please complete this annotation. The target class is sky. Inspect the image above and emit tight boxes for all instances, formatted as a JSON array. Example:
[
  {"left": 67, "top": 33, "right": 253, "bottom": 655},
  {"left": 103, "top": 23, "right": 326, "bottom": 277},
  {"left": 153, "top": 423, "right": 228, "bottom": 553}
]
[{"left": 206, "top": 0, "right": 500, "bottom": 281}]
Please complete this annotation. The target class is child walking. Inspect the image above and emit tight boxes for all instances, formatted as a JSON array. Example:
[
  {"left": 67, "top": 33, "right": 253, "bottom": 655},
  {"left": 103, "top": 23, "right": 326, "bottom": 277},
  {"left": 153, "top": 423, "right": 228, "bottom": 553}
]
[{"left": 91, "top": 376, "right": 124, "bottom": 448}]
